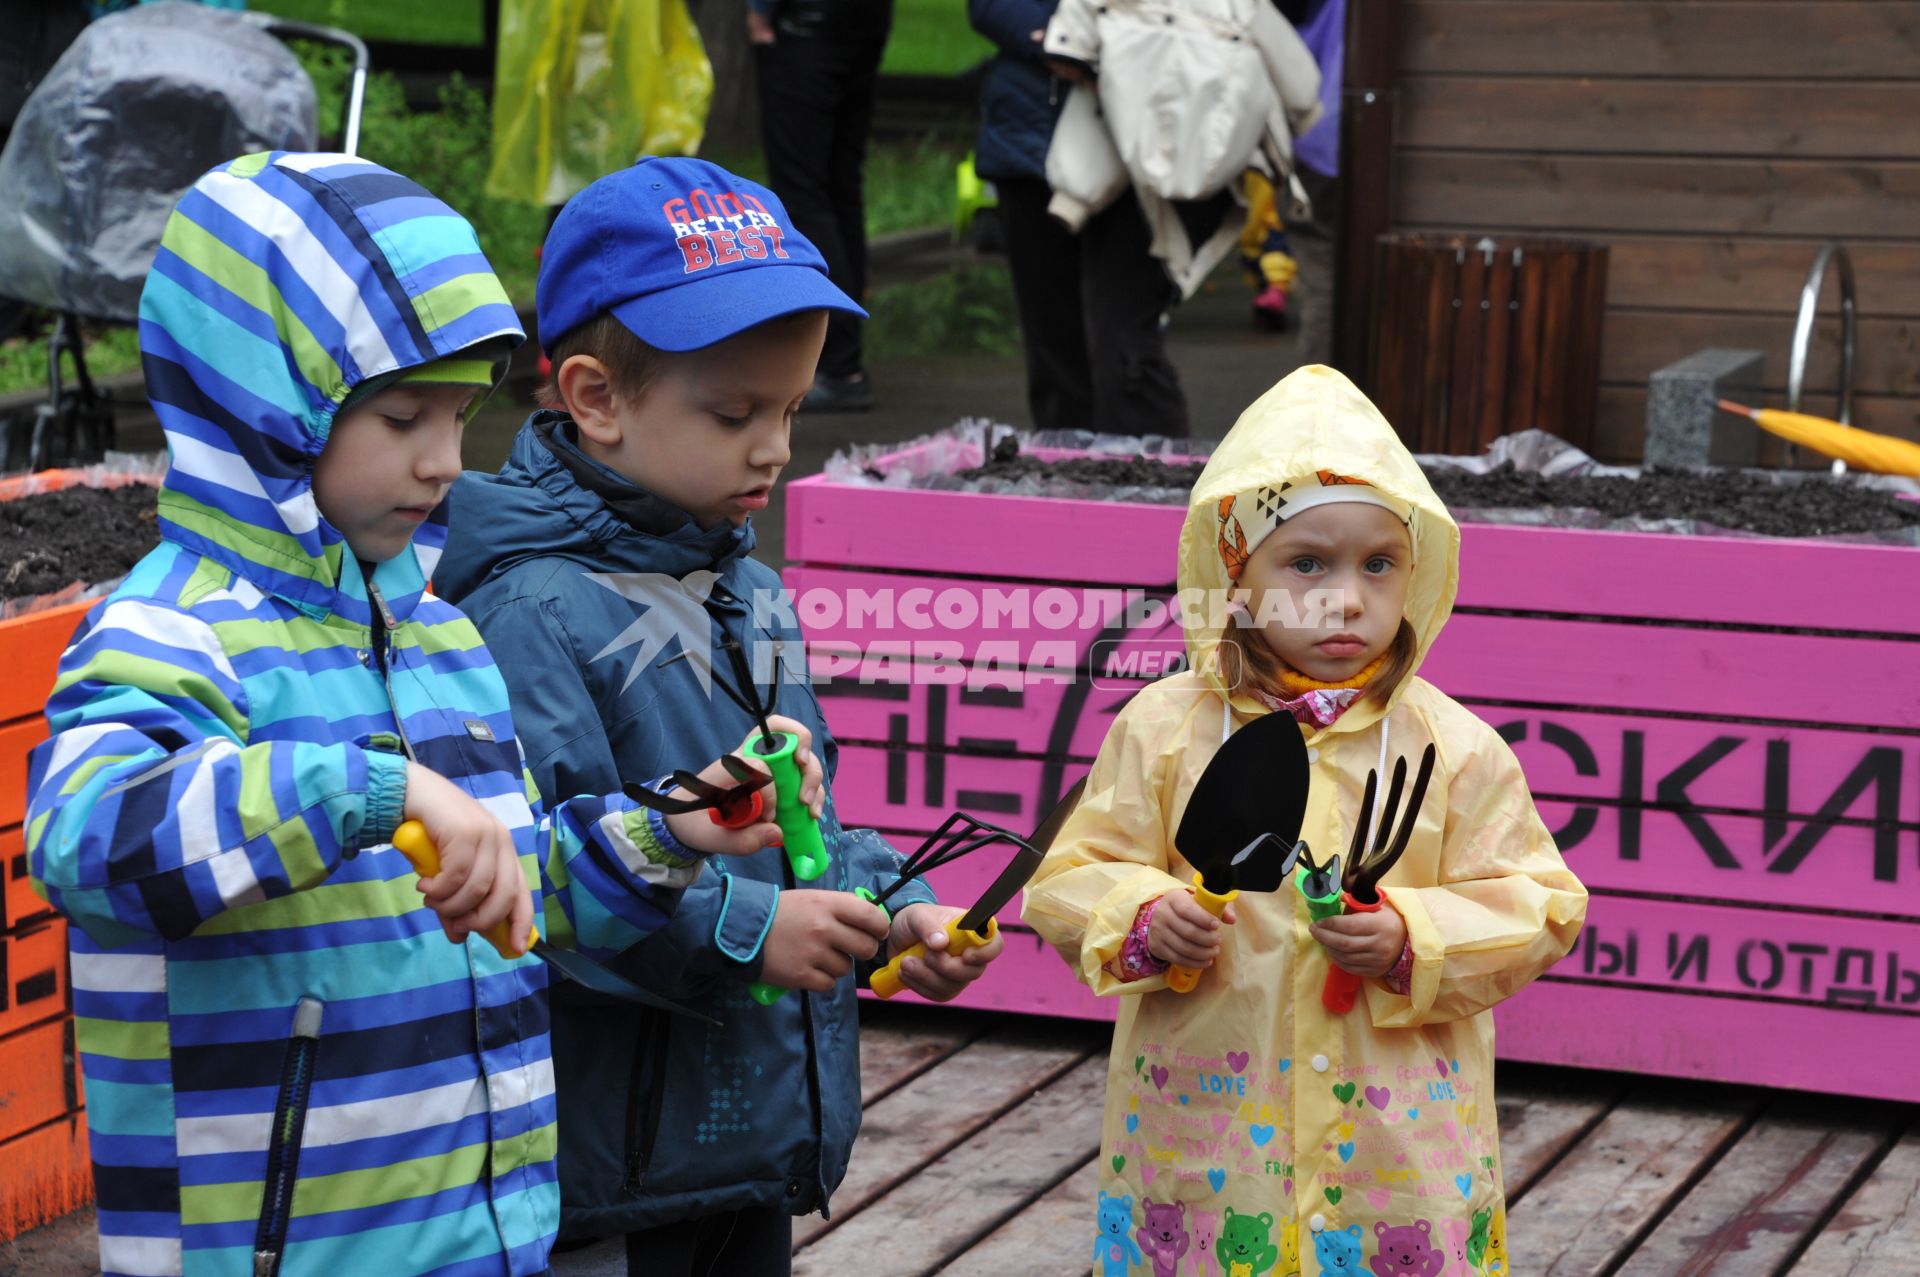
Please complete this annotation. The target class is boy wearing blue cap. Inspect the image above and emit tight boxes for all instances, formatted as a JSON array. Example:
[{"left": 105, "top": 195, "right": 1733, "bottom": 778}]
[{"left": 435, "top": 158, "right": 1002, "bottom": 1274}]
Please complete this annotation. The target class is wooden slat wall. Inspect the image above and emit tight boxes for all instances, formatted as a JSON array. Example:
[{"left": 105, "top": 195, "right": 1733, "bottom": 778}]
[{"left": 1389, "top": 1, "right": 1920, "bottom": 460}]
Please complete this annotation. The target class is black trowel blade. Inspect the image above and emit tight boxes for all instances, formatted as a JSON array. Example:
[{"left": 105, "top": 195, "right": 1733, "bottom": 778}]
[{"left": 1173, "top": 711, "right": 1312, "bottom": 892}]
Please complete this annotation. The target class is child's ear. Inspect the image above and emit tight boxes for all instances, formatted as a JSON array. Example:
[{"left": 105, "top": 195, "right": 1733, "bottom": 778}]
[{"left": 556, "top": 355, "right": 622, "bottom": 444}]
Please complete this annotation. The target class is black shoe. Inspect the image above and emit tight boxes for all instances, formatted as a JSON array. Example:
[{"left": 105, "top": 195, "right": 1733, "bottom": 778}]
[{"left": 803, "top": 370, "right": 874, "bottom": 413}]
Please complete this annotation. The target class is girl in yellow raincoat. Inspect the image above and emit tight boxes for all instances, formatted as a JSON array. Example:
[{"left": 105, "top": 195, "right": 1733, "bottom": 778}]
[{"left": 1024, "top": 366, "right": 1586, "bottom": 1277}]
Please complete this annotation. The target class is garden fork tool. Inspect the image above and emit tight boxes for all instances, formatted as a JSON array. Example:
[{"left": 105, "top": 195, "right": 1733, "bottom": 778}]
[
  {"left": 866, "top": 779, "right": 1086, "bottom": 1000},
  {"left": 391, "top": 821, "right": 719, "bottom": 1025},
  {"left": 1166, "top": 710, "right": 1313, "bottom": 993},
  {"left": 1314, "top": 743, "right": 1437, "bottom": 1013}
]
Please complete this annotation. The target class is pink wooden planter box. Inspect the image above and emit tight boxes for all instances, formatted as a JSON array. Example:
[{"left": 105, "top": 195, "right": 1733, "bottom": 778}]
[{"left": 785, "top": 445, "right": 1920, "bottom": 1103}]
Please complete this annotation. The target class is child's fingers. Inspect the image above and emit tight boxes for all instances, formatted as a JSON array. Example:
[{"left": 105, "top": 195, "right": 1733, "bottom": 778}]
[
  {"left": 436, "top": 834, "right": 499, "bottom": 921},
  {"left": 1166, "top": 892, "right": 1224, "bottom": 930},
  {"left": 1314, "top": 912, "right": 1391, "bottom": 937},
  {"left": 1162, "top": 935, "right": 1219, "bottom": 969},
  {"left": 457, "top": 845, "right": 525, "bottom": 942},
  {"left": 507, "top": 874, "right": 536, "bottom": 955},
  {"left": 809, "top": 948, "right": 856, "bottom": 983},
  {"left": 421, "top": 830, "right": 479, "bottom": 903},
  {"left": 764, "top": 715, "right": 813, "bottom": 754},
  {"left": 705, "top": 820, "right": 783, "bottom": 857},
  {"left": 1164, "top": 911, "right": 1222, "bottom": 949},
  {"left": 898, "top": 953, "right": 968, "bottom": 1001}
]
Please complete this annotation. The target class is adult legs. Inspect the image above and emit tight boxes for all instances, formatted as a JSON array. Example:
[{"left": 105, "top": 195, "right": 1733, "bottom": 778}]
[
  {"left": 995, "top": 176, "right": 1094, "bottom": 432},
  {"left": 1080, "top": 187, "right": 1187, "bottom": 437}
]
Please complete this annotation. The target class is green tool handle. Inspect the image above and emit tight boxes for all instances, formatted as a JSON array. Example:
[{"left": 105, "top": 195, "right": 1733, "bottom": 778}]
[
  {"left": 1296, "top": 864, "right": 1345, "bottom": 924},
  {"left": 741, "top": 810, "right": 856, "bottom": 1013},
  {"left": 753, "top": 730, "right": 829, "bottom": 882}
]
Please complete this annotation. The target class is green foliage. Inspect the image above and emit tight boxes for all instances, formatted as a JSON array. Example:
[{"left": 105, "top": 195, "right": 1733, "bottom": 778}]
[
  {"left": 882, "top": 0, "right": 994, "bottom": 75},
  {"left": 296, "top": 44, "right": 548, "bottom": 301},
  {"left": 0, "top": 326, "right": 143, "bottom": 399},
  {"left": 867, "top": 132, "right": 966, "bottom": 238},
  {"left": 249, "top": 0, "right": 484, "bottom": 45},
  {"left": 866, "top": 262, "right": 1019, "bottom": 361}
]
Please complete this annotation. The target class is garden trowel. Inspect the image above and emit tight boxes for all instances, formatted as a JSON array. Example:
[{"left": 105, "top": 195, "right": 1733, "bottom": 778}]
[{"left": 1166, "top": 711, "right": 1313, "bottom": 992}]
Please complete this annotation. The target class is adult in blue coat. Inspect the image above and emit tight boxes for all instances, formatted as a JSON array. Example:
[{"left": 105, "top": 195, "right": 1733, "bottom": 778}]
[{"left": 969, "top": 0, "right": 1189, "bottom": 435}]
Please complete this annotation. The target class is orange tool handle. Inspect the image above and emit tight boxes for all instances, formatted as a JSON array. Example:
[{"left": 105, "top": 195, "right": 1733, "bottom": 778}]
[
  {"left": 1167, "top": 872, "right": 1237, "bottom": 994},
  {"left": 1320, "top": 891, "right": 1379, "bottom": 1012},
  {"left": 392, "top": 820, "right": 536, "bottom": 960},
  {"left": 870, "top": 917, "right": 998, "bottom": 1000}
]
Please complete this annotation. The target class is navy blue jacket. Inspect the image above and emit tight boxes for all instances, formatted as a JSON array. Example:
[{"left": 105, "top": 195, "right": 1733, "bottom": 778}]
[
  {"left": 436, "top": 412, "right": 935, "bottom": 1237},
  {"left": 969, "top": 0, "right": 1066, "bottom": 182}
]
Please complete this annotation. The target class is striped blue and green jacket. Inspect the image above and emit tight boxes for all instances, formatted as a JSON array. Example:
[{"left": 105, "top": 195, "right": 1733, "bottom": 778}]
[{"left": 26, "top": 152, "right": 698, "bottom": 1277}]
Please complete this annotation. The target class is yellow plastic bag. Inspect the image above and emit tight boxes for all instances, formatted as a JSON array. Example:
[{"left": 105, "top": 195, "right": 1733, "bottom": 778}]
[{"left": 486, "top": 0, "right": 713, "bottom": 206}]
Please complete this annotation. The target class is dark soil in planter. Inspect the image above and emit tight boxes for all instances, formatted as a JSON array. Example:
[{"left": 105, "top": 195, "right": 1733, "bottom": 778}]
[
  {"left": 955, "top": 450, "right": 1209, "bottom": 491},
  {"left": 3, "top": 484, "right": 159, "bottom": 601},
  {"left": 1424, "top": 464, "right": 1920, "bottom": 539},
  {"left": 955, "top": 449, "right": 1920, "bottom": 538}
]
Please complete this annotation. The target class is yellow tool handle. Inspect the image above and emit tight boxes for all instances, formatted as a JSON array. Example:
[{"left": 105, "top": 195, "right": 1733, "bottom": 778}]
[
  {"left": 870, "top": 917, "right": 999, "bottom": 1000},
  {"left": 1166, "top": 873, "right": 1237, "bottom": 994},
  {"left": 392, "top": 820, "right": 538, "bottom": 959}
]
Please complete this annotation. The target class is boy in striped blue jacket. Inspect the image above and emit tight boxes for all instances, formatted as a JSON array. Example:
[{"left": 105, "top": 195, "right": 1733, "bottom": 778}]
[{"left": 23, "top": 152, "right": 820, "bottom": 1277}]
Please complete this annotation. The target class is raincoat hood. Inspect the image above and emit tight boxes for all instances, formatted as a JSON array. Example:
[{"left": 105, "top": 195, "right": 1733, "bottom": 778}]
[
  {"left": 1177, "top": 365, "right": 1460, "bottom": 730},
  {"left": 140, "top": 150, "right": 524, "bottom": 625}
]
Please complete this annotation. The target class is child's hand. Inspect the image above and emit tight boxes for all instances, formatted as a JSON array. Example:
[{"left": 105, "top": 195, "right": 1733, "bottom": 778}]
[
  {"left": 760, "top": 889, "right": 890, "bottom": 993},
  {"left": 660, "top": 715, "right": 826, "bottom": 855},
  {"left": 884, "top": 903, "right": 1005, "bottom": 1001},
  {"left": 1147, "top": 890, "right": 1238, "bottom": 968},
  {"left": 1310, "top": 905, "right": 1408, "bottom": 978},
  {"left": 402, "top": 762, "right": 536, "bottom": 952},
  {"left": 755, "top": 715, "right": 825, "bottom": 819}
]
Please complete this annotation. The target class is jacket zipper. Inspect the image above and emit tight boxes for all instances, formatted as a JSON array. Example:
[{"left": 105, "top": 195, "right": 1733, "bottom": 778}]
[
  {"left": 253, "top": 996, "right": 324, "bottom": 1277},
  {"left": 622, "top": 1013, "right": 673, "bottom": 1193},
  {"left": 367, "top": 585, "right": 506, "bottom": 1195},
  {"left": 366, "top": 583, "right": 418, "bottom": 764}
]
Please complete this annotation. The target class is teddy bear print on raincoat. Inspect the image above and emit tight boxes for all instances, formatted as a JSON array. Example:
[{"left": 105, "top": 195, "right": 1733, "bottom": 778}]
[{"left": 1023, "top": 366, "right": 1587, "bottom": 1276}]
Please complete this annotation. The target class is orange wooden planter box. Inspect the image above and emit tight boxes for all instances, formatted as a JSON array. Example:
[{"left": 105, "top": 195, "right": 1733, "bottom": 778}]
[
  {"left": 0, "top": 596, "right": 93, "bottom": 1240},
  {"left": 0, "top": 465, "right": 158, "bottom": 1238}
]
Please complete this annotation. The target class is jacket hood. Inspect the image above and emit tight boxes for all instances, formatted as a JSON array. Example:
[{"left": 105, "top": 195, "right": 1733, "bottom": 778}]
[
  {"left": 436, "top": 410, "right": 754, "bottom": 603},
  {"left": 1178, "top": 365, "right": 1460, "bottom": 731},
  {"left": 141, "top": 150, "right": 524, "bottom": 624}
]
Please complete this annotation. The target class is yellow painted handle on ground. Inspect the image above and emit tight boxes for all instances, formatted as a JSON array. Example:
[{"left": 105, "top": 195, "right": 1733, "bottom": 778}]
[
  {"left": 1166, "top": 873, "right": 1237, "bottom": 994},
  {"left": 392, "top": 820, "right": 537, "bottom": 959},
  {"left": 870, "top": 917, "right": 999, "bottom": 1000}
]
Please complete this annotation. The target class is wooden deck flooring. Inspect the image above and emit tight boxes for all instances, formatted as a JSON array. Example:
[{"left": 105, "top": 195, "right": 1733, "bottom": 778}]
[
  {"left": 9, "top": 1004, "right": 1917, "bottom": 1276},
  {"left": 784, "top": 1005, "right": 1920, "bottom": 1277}
]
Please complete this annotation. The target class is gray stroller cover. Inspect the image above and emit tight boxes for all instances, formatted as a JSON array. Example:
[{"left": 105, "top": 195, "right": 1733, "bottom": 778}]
[{"left": 0, "top": 1, "right": 316, "bottom": 322}]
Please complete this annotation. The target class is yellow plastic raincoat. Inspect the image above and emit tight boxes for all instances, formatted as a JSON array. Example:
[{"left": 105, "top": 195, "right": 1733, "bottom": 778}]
[
  {"left": 1024, "top": 366, "right": 1586, "bottom": 1277},
  {"left": 486, "top": 0, "right": 712, "bottom": 206}
]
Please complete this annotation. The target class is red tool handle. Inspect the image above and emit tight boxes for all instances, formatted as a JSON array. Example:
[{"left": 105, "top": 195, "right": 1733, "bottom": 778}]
[
  {"left": 1320, "top": 891, "right": 1380, "bottom": 1013},
  {"left": 709, "top": 788, "right": 765, "bottom": 830}
]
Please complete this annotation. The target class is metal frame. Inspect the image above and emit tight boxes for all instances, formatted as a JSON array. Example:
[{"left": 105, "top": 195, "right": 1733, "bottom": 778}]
[
  {"left": 243, "top": 16, "right": 369, "bottom": 156},
  {"left": 1787, "top": 243, "right": 1857, "bottom": 425}
]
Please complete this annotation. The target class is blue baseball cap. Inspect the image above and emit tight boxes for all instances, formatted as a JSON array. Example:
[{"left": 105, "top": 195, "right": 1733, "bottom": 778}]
[{"left": 536, "top": 156, "right": 866, "bottom": 355}]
